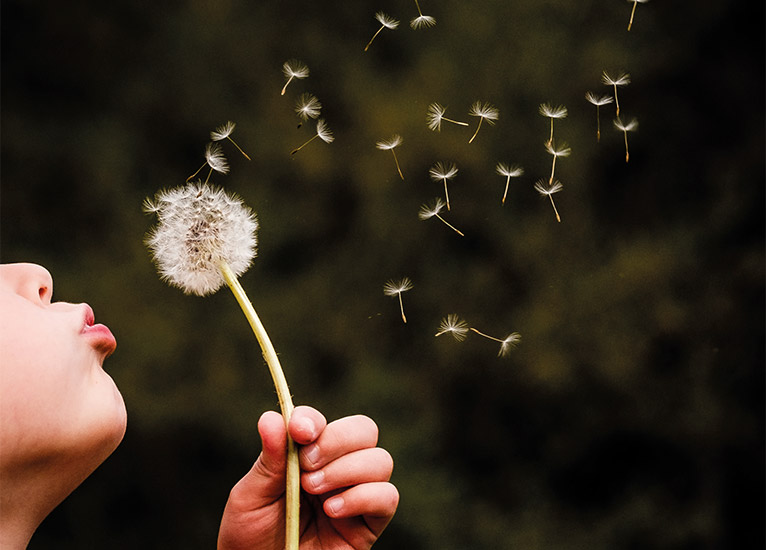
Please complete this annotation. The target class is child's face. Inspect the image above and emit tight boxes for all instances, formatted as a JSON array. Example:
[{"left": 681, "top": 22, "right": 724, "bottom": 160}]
[{"left": 0, "top": 263, "right": 126, "bottom": 472}]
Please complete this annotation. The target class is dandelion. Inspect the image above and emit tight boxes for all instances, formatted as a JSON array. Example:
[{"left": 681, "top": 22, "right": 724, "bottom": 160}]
[
  {"left": 613, "top": 116, "right": 638, "bottom": 162},
  {"left": 281, "top": 59, "right": 309, "bottom": 96},
  {"left": 427, "top": 102, "right": 469, "bottom": 132},
  {"left": 418, "top": 197, "right": 464, "bottom": 236},
  {"left": 435, "top": 314, "right": 470, "bottom": 341},
  {"left": 534, "top": 179, "right": 564, "bottom": 222},
  {"left": 539, "top": 103, "right": 568, "bottom": 146},
  {"left": 144, "top": 182, "right": 301, "bottom": 549},
  {"left": 496, "top": 163, "right": 524, "bottom": 205},
  {"left": 210, "top": 121, "right": 251, "bottom": 161},
  {"left": 435, "top": 315, "right": 521, "bottom": 357},
  {"left": 365, "top": 12, "right": 399, "bottom": 51},
  {"left": 383, "top": 277, "right": 413, "bottom": 323},
  {"left": 627, "top": 0, "right": 650, "bottom": 31},
  {"left": 545, "top": 141, "right": 571, "bottom": 184},
  {"left": 468, "top": 101, "right": 499, "bottom": 144},
  {"left": 186, "top": 142, "right": 229, "bottom": 183},
  {"left": 294, "top": 93, "right": 322, "bottom": 123},
  {"left": 410, "top": 0, "right": 436, "bottom": 29},
  {"left": 290, "top": 118, "right": 334, "bottom": 155},
  {"left": 585, "top": 92, "right": 614, "bottom": 142},
  {"left": 376, "top": 135, "right": 405, "bottom": 180},
  {"left": 429, "top": 161, "right": 458, "bottom": 211},
  {"left": 601, "top": 71, "right": 631, "bottom": 116}
]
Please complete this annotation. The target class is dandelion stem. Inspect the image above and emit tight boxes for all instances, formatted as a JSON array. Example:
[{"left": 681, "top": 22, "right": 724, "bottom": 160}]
[
  {"left": 391, "top": 150, "right": 404, "bottom": 180},
  {"left": 549, "top": 156, "right": 557, "bottom": 185},
  {"left": 291, "top": 134, "right": 319, "bottom": 155},
  {"left": 398, "top": 294, "right": 407, "bottom": 323},
  {"left": 548, "top": 118, "right": 554, "bottom": 146},
  {"left": 187, "top": 162, "right": 206, "bottom": 182},
  {"left": 365, "top": 26, "right": 384, "bottom": 51},
  {"left": 228, "top": 137, "right": 251, "bottom": 161},
  {"left": 443, "top": 180, "right": 451, "bottom": 210},
  {"left": 219, "top": 261, "right": 300, "bottom": 550},
  {"left": 613, "top": 85, "right": 621, "bottom": 116},
  {"left": 596, "top": 106, "right": 602, "bottom": 142},
  {"left": 281, "top": 76, "right": 294, "bottom": 96},
  {"left": 468, "top": 118, "right": 483, "bottom": 144},
  {"left": 623, "top": 130, "right": 630, "bottom": 163},
  {"left": 469, "top": 327, "right": 504, "bottom": 343},
  {"left": 444, "top": 117, "right": 469, "bottom": 127},
  {"left": 549, "top": 195, "right": 561, "bottom": 222},
  {"left": 502, "top": 176, "right": 511, "bottom": 205},
  {"left": 436, "top": 214, "right": 464, "bottom": 236},
  {"left": 628, "top": 2, "right": 637, "bottom": 31}
]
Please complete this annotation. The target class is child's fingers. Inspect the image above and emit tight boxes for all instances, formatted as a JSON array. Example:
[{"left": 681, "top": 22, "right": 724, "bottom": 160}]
[
  {"left": 287, "top": 405, "right": 327, "bottom": 445},
  {"left": 301, "top": 447, "right": 393, "bottom": 495},
  {"left": 323, "top": 481, "right": 400, "bottom": 535},
  {"left": 299, "top": 414, "right": 379, "bottom": 470}
]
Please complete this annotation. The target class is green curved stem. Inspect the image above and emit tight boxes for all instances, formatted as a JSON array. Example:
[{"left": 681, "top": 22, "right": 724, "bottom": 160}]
[{"left": 219, "top": 261, "right": 300, "bottom": 550}]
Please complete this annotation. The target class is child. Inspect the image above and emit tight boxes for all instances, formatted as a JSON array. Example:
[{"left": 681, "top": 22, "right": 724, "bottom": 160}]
[{"left": 0, "top": 263, "right": 398, "bottom": 549}]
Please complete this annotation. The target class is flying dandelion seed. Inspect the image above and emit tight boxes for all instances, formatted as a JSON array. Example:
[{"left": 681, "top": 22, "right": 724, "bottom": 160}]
[
  {"left": 496, "top": 162, "right": 524, "bottom": 205},
  {"left": 144, "top": 182, "right": 301, "bottom": 548},
  {"left": 435, "top": 315, "right": 521, "bottom": 357},
  {"left": 210, "top": 121, "right": 251, "bottom": 161},
  {"left": 429, "top": 161, "right": 458, "bottom": 211},
  {"left": 383, "top": 277, "right": 413, "bottom": 323},
  {"left": 186, "top": 142, "right": 230, "bottom": 184},
  {"left": 427, "top": 102, "right": 469, "bottom": 132},
  {"left": 365, "top": 12, "right": 400, "bottom": 51},
  {"left": 627, "top": 0, "right": 650, "bottom": 31},
  {"left": 539, "top": 103, "right": 568, "bottom": 146},
  {"left": 469, "top": 327, "right": 522, "bottom": 358},
  {"left": 468, "top": 101, "right": 499, "bottom": 144},
  {"left": 410, "top": 0, "right": 436, "bottom": 29},
  {"left": 534, "top": 179, "right": 564, "bottom": 223},
  {"left": 545, "top": 141, "right": 571, "bottom": 184},
  {"left": 585, "top": 92, "right": 614, "bottom": 142},
  {"left": 418, "top": 197, "right": 464, "bottom": 236},
  {"left": 614, "top": 116, "right": 638, "bottom": 162},
  {"left": 294, "top": 93, "right": 322, "bottom": 124},
  {"left": 281, "top": 60, "right": 309, "bottom": 96},
  {"left": 290, "top": 118, "right": 334, "bottom": 155},
  {"left": 376, "top": 135, "right": 405, "bottom": 180},
  {"left": 601, "top": 71, "right": 631, "bottom": 116}
]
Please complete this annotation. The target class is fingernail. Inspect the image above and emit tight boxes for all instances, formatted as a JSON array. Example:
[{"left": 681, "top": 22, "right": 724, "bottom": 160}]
[
  {"left": 307, "top": 470, "right": 324, "bottom": 490},
  {"left": 303, "top": 444, "right": 320, "bottom": 466},
  {"left": 326, "top": 496, "right": 344, "bottom": 516},
  {"left": 295, "top": 416, "right": 316, "bottom": 439}
]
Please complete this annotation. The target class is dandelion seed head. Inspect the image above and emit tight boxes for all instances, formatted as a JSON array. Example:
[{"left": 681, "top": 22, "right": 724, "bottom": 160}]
[
  {"left": 383, "top": 277, "right": 413, "bottom": 296},
  {"left": 316, "top": 119, "right": 335, "bottom": 143},
  {"left": 429, "top": 161, "right": 458, "bottom": 181},
  {"left": 545, "top": 141, "right": 572, "bottom": 158},
  {"left": 205, "top": 142, "right": 230, "bottom": 174},
  {"left": 614, "top": 117, "right": 639, "bottom": 132},
  {"left": 435, "top": 314, "right": 470, "bottom": 342},
  {"left": 418, "top": 198, "right": 446, "bottom": 220},
  {"left": 295, "top": 93, "right": 322, "bottom": 121},
  {"left": 144, "top": 182, "right": 258, "bottom": 296},
  {"left": 585, "top": 92, "right": 614, "bottom": 106},
  {"left": 498, "top": 332, "right": 521, "bottom": 357},
  {"left": 469, "top": 101, "right": 499, "bottom": 123},
  {"left": 496, "top": 163, "right": 524, "bottom": 178},
  {"left": 601, "top": 71, "right": 631, "bottom": 86},
  {"left": 375, "top": 11, "right": 400, "bottom": 29},
  {"left": 376, "top": 135, "right": 402, "bottom": 150},
  {"left": 410, "top": 14, "right": 436, "bottom": 29},
  {"left": 426, "top": 103, "right": 446, "bottom": 131},
  {"left": 538, "top": 103, "right": 568, "bottom": 119},
  {"left": 211, "top": 121, "right": 236, "bottom": 141},
  {"left": 283, "top": 60, "right": 309, "bottom": 79},
  {"left": 534, "top": 179, "right": 564, "bottom": 196}
]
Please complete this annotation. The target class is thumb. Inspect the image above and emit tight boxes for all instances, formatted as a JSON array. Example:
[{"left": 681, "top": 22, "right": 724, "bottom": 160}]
[{"left": 236, "top": 411, "right": 289, "bottom": 506}]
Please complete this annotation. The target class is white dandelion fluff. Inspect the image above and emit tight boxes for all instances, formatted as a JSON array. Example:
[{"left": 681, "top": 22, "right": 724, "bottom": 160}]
[
  {"left": 418, "top": 197, "right": 464, "bottom": 236},
  {"left": 601, "top": 70, "right": 631, "bottom": 116},
  {"left": 429, "top": 161, "right": 458, "bottom": 210},
  {"left": 383, "top": 277, "right": 413, "bottom": 323},
  {"left": 210, "top": 121, "right": 251, "bottom": 160},
  {"left": 496, "top": 162, "right": 524, "bottom": 205},
  {"left": 534, "top": 178, "right": 564, "bottom": 223},
  {"left": 585, "top": 92, "right": 614, "bottom": 142},
  {"left": 376, "top": 135, "right": 405, "bottom": 180},
  {"left": 410, "top": 0, "right": 436, "bottom": 29},
  {"left": 295, "top": 93, "right": 322, "bottom": 122},
  {"left": 426, "top": 102, "right": 469, "bottom": 132},
  {"left": 468, "top": 101, "right": 499, "bottom": 144},
  {"left": 281, "top": 59, "right": 309, "bottom": 95},
  {"left": 539, "top": 103, "right": 568, "bottom": 146},
  {"left": 365, "top": 12, "right": 400, "bottom": 51},
  {"left": 614, "top": 116, "right": 638, "bottom": 162},
  {"left": 435, "top": 314, "right": 470, "bottom": 341},
  {"left": 291, "top": 118, "right": 334, "bottom": 155},
  {"left": 186, "top": 142, "right": 230, "bottom": 184}
]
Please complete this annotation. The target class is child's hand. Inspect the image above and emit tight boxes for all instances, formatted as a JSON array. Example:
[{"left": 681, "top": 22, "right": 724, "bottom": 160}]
[{"left": 217, "top": 406, "right": 399, "bottom": 550}]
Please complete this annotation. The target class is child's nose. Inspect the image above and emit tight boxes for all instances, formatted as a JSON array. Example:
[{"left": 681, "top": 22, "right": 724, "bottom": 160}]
[{"left": 2, "top": 263, "right": 54, "bottom": 304}]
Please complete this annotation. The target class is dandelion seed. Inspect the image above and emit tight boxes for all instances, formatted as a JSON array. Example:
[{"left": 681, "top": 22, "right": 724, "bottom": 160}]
[
  {"left": 290, "top": 118, "right": 334, "bottom": 155},
  {"left": 534, "top": 179, "right": 564, "bottom": 223},
  {"left": 601, "top": 71, "right": 631, "bottom": 116},
  {"left": 627, "top": 0, "right": 650, "bottom": 31},
  {"left": 429, "top": 161, "right": 458, "bottom": 211},
  {"left": 186, "top": 142, "right": 230, "bottom": 184},
  {"left": 143, "top": 182, "right": 300, "bottom": 548},
  {"left": 281, "top": 59, "right": 309, "bottom": 96},
  {"left": 469, "top": 327, "right": 522, "bottom": 358},
  {"left": 545, "top": 141, "right": 571, "bottom": 184},
  {"left": 418, "top": 197, "right": 464, "bottom": 236},
  {"left": 496, "top": 162, "right": 524, "bottom": 205},
  {"left": 210, "top": 121, "right": 251, "bottom": 161},
  {"left": 435, "top": 314, "right": 470, "bottom": 341},
  {"left": 295, "top": 93, "right": 322, "bottom": 122},
  {"left": 376, "top": 135, "right": 405, "bottom": 180},
  {"left": 427, "top": 102, "right": 469, "bottom": 132},
  {"left": 468, "top": 101, "right": 499, "bottom": 144},
  {"left": 383, "top": 277, "right": 413, "bottom": 323},
  {"left": 365, "top": 12, "right": 400, "bottom": 51},
  {"left": 410, "top": 0, "right": 436, "bottom": 29},
  {"left": 539, "top": 103, "right": 568, "bottom": 146},
  {"left": 585, "top": 92, "right": 614, "bottom": 142},
  {"left": 613, "top": 116, "right": 638, "bottom": 163}
]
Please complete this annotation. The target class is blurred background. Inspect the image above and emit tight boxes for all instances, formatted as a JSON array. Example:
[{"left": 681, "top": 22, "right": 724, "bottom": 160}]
[{"left": 2, "top": 0, "right": 763, "bottom": 548}]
